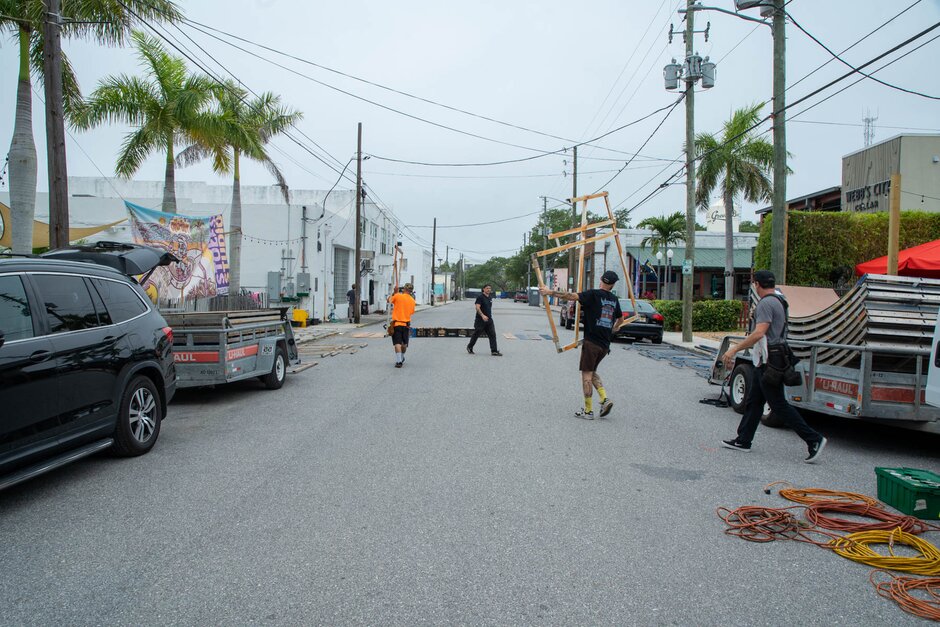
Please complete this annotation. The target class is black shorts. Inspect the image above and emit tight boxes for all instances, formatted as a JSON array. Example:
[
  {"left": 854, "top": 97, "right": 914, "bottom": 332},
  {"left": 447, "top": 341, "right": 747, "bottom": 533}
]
[
  {"left": 579, "top": 340, "right": 609, "bottom": 372},
  {"left": 391, "top": 325, "right": 410, "bottom": 346}
]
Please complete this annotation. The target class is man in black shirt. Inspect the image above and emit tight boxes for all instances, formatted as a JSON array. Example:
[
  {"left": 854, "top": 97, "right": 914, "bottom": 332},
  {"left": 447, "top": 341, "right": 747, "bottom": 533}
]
[
  {"left": 467, "top": 284, "right": 502, "bottom": 356},
  {"left": 346, "top": 284, "right": 356, "bottom": 323},
  {"left": 540, "top": 270, "right": 625, "bottom": 419}
]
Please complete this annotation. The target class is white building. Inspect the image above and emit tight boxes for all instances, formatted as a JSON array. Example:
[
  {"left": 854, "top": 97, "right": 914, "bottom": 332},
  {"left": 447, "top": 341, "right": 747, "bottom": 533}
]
[{"left": 1, "top": 177, "right": 431, "bottom": 320}]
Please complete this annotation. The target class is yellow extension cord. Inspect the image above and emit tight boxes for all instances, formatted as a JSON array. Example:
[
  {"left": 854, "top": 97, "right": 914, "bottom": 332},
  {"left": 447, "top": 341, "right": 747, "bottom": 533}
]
[{"left": 829, "top": 528, "right": 940, "bottom": 576}]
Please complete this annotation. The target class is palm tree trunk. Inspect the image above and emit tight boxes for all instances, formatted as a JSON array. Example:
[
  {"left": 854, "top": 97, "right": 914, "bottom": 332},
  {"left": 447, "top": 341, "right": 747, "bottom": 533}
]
[
  {"left": 229, "top": 150, "right": 242, "bottom": 293},
  {"left": 723, "top": 187, "right": 735, "bottom": 301},
  {"left": 8, "top": 27, "right": 38, "bottom": 254},
  {"left": 162, "top": 135, "right": 176, "bottom": 213}
]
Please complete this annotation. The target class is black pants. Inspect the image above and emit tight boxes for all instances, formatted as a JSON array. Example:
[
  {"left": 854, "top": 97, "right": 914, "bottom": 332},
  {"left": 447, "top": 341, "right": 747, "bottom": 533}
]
[
  {"left": 468, "top": 319, "right": 498, "bottom": 353},
  {"left": 736, "top": 365, "right": 822, "bottom": 446}
]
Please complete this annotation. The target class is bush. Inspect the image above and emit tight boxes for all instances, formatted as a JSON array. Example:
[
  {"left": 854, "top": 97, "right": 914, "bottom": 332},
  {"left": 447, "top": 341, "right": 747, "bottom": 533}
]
[
  {"left": 755, "top": 211, "right": 940, "bottom": 285},
  {"left": 651, "top": 299, "right": 743, "bottom": 332}
]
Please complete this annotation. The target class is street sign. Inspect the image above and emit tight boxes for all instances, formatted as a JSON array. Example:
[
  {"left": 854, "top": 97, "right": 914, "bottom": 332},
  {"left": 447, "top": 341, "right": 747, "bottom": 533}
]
[{"left": 682, "top": 259, "right": 693, "bottom": 276}]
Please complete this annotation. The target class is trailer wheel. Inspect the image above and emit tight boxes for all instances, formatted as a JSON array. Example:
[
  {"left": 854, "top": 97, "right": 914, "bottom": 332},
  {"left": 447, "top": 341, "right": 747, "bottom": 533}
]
[
  {"left": 760, "top": 411, "right": 786, "bottom": 428},
  {"left": 261, "top": 346, "right": 287, "bottom": 390},
  {"left": 729, "top": 363, "right": 753, "bottom": 414}
]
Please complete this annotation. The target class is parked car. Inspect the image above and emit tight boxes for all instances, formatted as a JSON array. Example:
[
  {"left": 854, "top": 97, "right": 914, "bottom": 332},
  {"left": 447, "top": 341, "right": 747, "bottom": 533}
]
[
  {"left": 560, "top": 297, "right": 664, "bottom": 344},
  {"left": 0, "top": 242, "right": 177, "bottom": 491},
  {"left": 514, "top": 290, "right": 528, "bottom": 303},
  {"left": 614, "top": 298, "right": 664, "bottom": 344}
]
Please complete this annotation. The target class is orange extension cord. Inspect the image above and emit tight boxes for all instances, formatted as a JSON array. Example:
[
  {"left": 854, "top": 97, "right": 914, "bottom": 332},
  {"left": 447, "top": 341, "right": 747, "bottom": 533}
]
[
  {"left": 805, "top": 500, "right": 937, "bottom": 535},
  {"left": 764, "top": 481, "right": 882, "bottom": 507},
  {"left": 716, "top": 504, "right": 840, "bottom": 546},
  {"left": 871, "top": 570, "right": 940, "bottom": 621}
]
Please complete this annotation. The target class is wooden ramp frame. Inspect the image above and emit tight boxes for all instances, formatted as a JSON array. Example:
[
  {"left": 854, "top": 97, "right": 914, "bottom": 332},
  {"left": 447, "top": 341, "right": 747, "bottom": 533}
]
[{"left": 531, "top": 191, "right": 638, "bottom": 353}]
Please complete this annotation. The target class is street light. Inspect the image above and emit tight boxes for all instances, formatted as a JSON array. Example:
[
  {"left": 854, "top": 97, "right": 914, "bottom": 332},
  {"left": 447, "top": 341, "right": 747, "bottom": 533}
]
[
  {"left": 666, "top": 248, "right": 675, "bottom": 299},
  {"left": 656, "top": 251, "right": 664, "bottom": 299}
]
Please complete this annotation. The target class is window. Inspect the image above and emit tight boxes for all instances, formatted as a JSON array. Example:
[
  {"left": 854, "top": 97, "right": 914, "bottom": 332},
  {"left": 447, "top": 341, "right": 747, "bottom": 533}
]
[
  {"left": 32, "top": 274, "right": 100, "bottom": 334},
  {"left": 86, "top": 278, "right": 113, "bottom": 326},
  {"left": 0, "top": 275, "right": 35, "bottom": 341},
  {"left": 91, "top": 278, "right": 148, "bottom": 324}
]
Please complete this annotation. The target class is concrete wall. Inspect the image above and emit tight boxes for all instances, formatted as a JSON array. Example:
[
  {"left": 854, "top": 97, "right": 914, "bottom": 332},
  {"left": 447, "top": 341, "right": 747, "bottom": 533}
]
[
  {"left": 842, "top": 134, "right": 940, "bottom": 214},
  {"left": 899, "top": 136, "right": 940, "bottom": 213}
]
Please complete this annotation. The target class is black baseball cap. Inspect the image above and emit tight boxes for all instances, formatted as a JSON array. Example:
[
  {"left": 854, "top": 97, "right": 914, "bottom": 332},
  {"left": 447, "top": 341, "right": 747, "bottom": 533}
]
[
  {"left": 753, "top": 270, "right": 775, "bottom": 288},
  {"left": 600, "top": 270, "right": 619, "bottom": 285}
]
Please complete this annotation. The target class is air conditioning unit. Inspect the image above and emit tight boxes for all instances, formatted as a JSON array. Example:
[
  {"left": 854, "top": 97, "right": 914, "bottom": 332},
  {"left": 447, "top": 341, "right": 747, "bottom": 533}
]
[{"left": 360, "top": 259, "right": 373, "bottom": 274}]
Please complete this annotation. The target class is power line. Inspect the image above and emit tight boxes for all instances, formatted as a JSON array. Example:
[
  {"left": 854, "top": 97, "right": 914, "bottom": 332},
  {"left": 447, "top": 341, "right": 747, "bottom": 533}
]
[
  {"left": 790, "top": 120, "right": 940, "bottom": 132},
  {"left": 786, "top": 9, "right": 939, "bottom": 100},
  {"left": 405, "top": 211, "right": 543, "bottom": 229}
]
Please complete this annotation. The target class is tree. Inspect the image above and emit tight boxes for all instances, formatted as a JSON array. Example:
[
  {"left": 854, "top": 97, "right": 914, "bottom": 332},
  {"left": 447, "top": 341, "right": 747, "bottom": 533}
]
[
  {"left": 465, "top": 257, "right": 511, "bottom": 292},
  {"left": 1, "top": 1, "right": 182, "bottom": 253},
  {"left": 636, "top": 212, "right": 686, "bottom": 255},
  {"left": 73, "top": 30, "right": 218, "bottom": 214},
  {"left": 177, "top": 81, "right": 301, "bottom": 291},
  {"left": 739, "top": 220, "right": 761, "bottom": 233},
  {"left": 694, "top": 103, "right": 776, "bottom": 300}
]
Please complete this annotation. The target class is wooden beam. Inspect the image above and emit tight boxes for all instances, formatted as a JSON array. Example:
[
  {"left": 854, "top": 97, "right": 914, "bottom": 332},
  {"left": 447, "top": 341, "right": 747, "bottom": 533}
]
[
  {"left": 548, "top": 219, "right": 615, "bottom": 240},
  {"left": 535, "top": 231, "right": 618, "bottom": 257},
  {"left": 532, "top": 254, "right": 563, "bottom": 352},
  {"left": 569, "top": 191, "right": 608, "bottom": 203},
  {"left": 887, "top": 173, "right": 901, "bottom": 275}
]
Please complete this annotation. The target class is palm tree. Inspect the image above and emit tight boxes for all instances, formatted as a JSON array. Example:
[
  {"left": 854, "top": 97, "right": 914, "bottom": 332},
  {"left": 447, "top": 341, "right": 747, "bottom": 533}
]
[
  {"left": 636, "top": 211, "right": 686, "bottom": 255},
  {"left": 176, "top": 82, "right": 302, "bottom": 292},
  {"left": 694, "top": 103, "right": 776, "bottom": 300},
  {"left": 73, "top": 30, "right": 217, "bottom": 213},
  {"left": 1, "top": 1, "right": 182, "bottom": 253}
]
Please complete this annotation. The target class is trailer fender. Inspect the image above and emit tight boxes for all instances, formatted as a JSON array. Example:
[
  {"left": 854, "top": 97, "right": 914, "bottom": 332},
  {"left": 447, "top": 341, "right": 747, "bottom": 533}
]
[{"left": 256, "top": 338, "right": 280, "bottom": 373}]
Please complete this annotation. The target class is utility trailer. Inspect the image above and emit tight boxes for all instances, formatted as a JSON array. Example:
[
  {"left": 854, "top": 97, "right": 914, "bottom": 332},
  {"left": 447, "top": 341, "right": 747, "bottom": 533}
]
[
  {"left": 711, "top": 336, "right": 940, "bottom": 435},
  {"left": 163, "top": 309, "right": 300, "bottom": 390}
]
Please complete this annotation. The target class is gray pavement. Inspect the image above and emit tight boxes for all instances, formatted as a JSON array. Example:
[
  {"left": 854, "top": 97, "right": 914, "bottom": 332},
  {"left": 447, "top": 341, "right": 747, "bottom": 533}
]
[{"left": 0, "top": 299, "right": 937, "bottom": 625}]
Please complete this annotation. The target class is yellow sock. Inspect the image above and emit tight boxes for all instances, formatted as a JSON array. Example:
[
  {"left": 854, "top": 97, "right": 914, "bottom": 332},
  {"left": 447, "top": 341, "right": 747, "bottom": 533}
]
[
  {"left": 597, "top": 387, "right": 607, "bottom": 403},
  {"left": 584, "top": 397, "right": 593, "bottom": 412}
]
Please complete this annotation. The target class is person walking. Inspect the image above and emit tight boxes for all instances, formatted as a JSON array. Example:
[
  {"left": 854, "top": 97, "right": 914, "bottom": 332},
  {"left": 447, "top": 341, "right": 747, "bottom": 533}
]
[
  {"left": 467, "top": 284, "right": 502, "bottom": 356},
  {"left": 346, "top": 284, "right": 357, "bottom": 323},
  {"left": 720, "top": 270, "right": 827, "bottom": 463},
  {"left": 539, "top": 270, "right": 625, "bottom": 419},
  {"left": 387, "top": 282, "right": 416, "bottom": 368}
]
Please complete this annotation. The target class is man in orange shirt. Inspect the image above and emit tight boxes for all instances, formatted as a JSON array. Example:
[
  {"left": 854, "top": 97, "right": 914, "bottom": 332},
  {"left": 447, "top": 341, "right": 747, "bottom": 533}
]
[{"left": 387, "top": 282, "right": 416, "bottom": 368}]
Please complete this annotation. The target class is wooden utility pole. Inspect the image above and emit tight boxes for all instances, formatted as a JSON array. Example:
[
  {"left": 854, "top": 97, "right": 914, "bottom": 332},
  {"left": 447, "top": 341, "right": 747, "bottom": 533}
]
[
  {"left": 568, "top": 145, "right": 578, "bottom": 290},
  {"left": 681, "top": 0, "right": 695, "bottom": 343},
  {"left": 354, "top": 122, "right": 362, "bottom": 323},
  {"left": 887, "top": 173, "right": 902, "bottom": 275},
  {"left": 43, "top": 0, "right": 69, "bottom": 250},
  {"left": 770, "top": 0, "right": 788, "bottom": 282},
  {"left": 430, "top": 218, "right": 437, "bottom": 306}
]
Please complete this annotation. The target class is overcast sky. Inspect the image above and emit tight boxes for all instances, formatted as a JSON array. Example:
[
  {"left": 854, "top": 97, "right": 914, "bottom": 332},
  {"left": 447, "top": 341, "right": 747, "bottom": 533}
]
[{"left": 2, "top": 0, "right": 939, "bottom": 262}]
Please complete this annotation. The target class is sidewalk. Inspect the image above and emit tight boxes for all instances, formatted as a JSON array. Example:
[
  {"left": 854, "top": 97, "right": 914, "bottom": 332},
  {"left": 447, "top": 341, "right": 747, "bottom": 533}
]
[{"left": 661, "top": 331, "right": 723, "bottom": 355}]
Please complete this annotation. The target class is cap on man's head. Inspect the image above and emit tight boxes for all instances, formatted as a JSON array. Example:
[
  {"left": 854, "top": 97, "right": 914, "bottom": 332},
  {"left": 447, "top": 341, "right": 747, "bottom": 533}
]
[
  {"left": 600, "top": 270, "right": 619, "bottom": 285},
  {"left": 403, "top": 282, "right": 414, "bottom": 291},
  {"left": 753, "top": 270, "right": 775, "bottom": 288}
]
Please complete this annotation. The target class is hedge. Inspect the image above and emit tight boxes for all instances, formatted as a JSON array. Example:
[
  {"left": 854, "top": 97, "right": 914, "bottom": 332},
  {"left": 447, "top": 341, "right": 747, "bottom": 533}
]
[
  {"left": 651, "top": 299, "right": 743, "bottom": 332},
  {"left": 754, "top": 211, "right": 940, "bottom": 286}
]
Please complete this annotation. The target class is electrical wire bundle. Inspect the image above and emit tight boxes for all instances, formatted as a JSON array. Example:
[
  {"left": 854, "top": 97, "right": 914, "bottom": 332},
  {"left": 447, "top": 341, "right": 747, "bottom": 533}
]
[
  {"left": 765, "top": 481, "right": 882, "bottom": 507},
  {"left": 870, "top": 569, "right": 940, "bottom": 622},
  {"left": 805, "top": 501, "right": 937, "bottom": 535},
  {"left": 716, "top": 505, "right": 838, "bottom": 546},
  {"left": 829, "top": 528, "right": 940, "bottom": 576}
]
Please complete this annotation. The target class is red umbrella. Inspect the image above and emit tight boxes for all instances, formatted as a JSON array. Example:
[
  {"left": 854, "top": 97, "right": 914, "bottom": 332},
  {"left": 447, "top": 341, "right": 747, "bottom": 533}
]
[{"left": 855, "top": 239, "right": 940, "bottom": 278}]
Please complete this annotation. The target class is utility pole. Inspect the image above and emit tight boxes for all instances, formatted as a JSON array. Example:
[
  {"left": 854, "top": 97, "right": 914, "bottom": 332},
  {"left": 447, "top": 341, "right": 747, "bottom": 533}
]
[
  {"left": 770, "top": 0, "right": 788, "bottom": 282},
  {"left": 43, "top": 0, "right": 69, "bottom": 250},
  {"left": 430, "top": 218, "right": 437, "bottom": 306},
  {"left": 354, "top": 122, "right": 363, "bottom": 323},
  {"left": 525, "top": 232, "right": 530, "bottom": 289},
  {"left": 301, "top": 205, "right": 308, "bottom": 273},
  {"left": 567, "top": 145, "right": 578, "bottom": 290}
]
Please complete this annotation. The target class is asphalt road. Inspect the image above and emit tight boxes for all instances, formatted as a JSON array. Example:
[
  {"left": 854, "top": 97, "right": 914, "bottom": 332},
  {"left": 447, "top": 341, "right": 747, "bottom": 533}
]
[{"left": 1, "top": 299, "right": 938, "bottom": 625}]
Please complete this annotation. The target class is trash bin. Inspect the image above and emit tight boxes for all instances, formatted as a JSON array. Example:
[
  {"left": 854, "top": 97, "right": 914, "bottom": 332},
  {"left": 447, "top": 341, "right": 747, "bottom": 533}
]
[{"left": 361, "top": 300, "right": 369, "bottom": 315}]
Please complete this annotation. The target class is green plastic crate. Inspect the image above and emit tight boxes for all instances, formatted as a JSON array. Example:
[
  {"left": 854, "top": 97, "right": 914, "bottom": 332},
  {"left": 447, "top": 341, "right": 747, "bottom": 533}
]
[{"left": 875, "top": 467, "right": 940, "bottom": 520}]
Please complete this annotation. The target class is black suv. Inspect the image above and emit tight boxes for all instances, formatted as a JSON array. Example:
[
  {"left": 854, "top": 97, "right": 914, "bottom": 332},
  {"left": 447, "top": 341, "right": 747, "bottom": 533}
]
[{"left": 0, "top": 243, "right": 176, "bottom": 490}]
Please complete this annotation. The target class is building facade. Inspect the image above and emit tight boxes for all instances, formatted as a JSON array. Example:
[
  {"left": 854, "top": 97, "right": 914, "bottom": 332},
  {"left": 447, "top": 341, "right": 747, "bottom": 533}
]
[
  {"left": 842, "top": 134, "right": 940, "bottom": 214},
  {"left": 1, "top": 177, "right": 430, "bottom": 320}
]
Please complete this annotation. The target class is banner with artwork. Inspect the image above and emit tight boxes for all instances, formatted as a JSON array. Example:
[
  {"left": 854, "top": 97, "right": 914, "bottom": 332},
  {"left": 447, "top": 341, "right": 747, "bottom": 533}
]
[{"left": 125, "top": 201, "right": 230, "bottom": 299}]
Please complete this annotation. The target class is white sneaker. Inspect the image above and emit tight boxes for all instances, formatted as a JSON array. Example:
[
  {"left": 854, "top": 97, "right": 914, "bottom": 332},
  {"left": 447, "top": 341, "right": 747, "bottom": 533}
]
[{"left": 574, "top": 408, "right": 595, "bottom": 420}]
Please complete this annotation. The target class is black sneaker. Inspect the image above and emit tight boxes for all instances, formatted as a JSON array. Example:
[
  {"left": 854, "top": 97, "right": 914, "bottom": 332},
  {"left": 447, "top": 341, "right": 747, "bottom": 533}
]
[
  {"left": 720, "top": 439, "right": 751, "bottom": 452},
  {"left": 491, "top": 351, "right": 503, "bottom": 356},
  {"left": 466, "top": 345, "right": 474, "bottom": 354},
  {"left": 394, "top": 362, "right": 402, "bottom": 368},
  {"left": 805, "top": 437, "right": 827, "bottom": 464}
]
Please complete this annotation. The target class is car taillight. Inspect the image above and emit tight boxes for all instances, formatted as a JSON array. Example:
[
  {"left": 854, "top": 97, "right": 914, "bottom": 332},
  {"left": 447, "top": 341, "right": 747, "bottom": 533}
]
[
  {"left": 652, "top": 313, "right": 664, "bottom": 323},
  {"left": 162, "top": 326, "right": 173, "bottom": 343}
]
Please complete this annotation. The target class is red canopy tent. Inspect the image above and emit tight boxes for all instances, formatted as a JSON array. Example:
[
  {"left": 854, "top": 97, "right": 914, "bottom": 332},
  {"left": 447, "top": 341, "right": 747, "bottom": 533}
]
[{"left": 855, "top": 239, "right": 940, "bottom": 278}]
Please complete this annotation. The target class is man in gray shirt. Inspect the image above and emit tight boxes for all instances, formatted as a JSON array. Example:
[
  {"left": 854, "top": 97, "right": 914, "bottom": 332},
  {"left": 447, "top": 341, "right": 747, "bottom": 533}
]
[{"left": 719, "top": 270, "right": 827, "bottom": 463}]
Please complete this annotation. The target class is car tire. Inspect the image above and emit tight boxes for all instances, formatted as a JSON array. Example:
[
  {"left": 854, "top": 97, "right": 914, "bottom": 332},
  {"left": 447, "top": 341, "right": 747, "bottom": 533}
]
[
  {"left": 261, "top": 346, "right": 287, "bottom": 390},
  {"left": 729, "top": 363, "right": 753, "bottom": 415},
  {"left": 652, "top": 336, "right": 663, "bottom": 344},
  {"left": 112, "top": 375, "right": 162, "bottom": 457}
]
